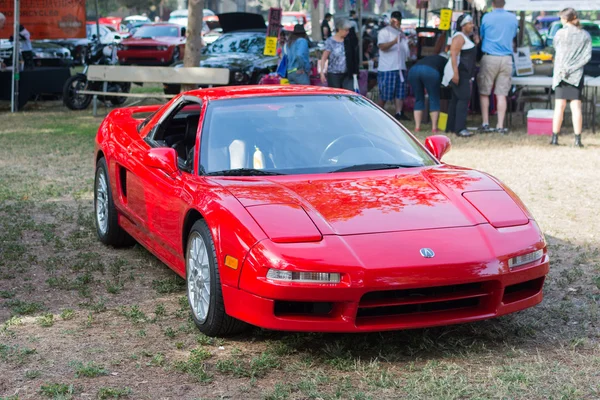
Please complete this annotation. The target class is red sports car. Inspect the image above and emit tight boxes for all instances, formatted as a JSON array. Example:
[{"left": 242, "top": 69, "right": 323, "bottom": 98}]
[
  {"left": 118, "top": 23, "right": 186, "bottom": 66},
  {"left": 94, "top": 86, "right": 549, "bottom": 337}
]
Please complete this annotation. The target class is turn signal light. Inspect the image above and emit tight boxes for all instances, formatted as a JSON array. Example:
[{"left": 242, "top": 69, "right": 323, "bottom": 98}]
[
  {"left": 508, "top": 249, "right": 543, "bottom": 269},
  {"left": 266, "top": 269, "right": 341, "bottom": 283}
]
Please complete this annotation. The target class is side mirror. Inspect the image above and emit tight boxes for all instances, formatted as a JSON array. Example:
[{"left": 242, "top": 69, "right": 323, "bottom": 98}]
[
  {"left": 143, "top": 148, "right": 179, "bottom": 176},
  {"left": 181, "top": 27, "right": 187, "bottom": 37},
  {"left": 425, "top": 135, "right": 451, "bottom": 160}
]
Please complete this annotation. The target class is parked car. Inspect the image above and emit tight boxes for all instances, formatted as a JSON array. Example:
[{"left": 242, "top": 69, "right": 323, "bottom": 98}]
[
  {"left": 533, "top": 15, "right": 560, "bottom": 38},
  {"left": 545, "top": 20, "right": 600, "bottom": 77},
  {"left": 282, "top": 11, "right": 310, "bottom": 33},
  {"left": 93, "top": 85, "right": 550, "bottom": 337},
  {"left": 163, "top": 13, "right": 322, "bottom": 94},
  {"left": 168, "top": 8, "right": 216, "bottom": 27},
  {"left": 118, "top": 23, "right": 186, "bottom": 66},
  {"left": 0, "top": 40, "right": 73, "bottom": 67}
]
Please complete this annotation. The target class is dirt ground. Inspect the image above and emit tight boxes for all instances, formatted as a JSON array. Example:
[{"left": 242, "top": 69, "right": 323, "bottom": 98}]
[{"left": 0, "top": 101, "right": 599, "bottom": 400}]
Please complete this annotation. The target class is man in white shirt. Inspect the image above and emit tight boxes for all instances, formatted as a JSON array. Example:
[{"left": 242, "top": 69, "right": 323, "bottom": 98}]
[
  {"left": 377, "top": 11, "right": 410, "bottom": 121},
  {"left": 17, "top": 25, "right": 34, "bottom": 69}
]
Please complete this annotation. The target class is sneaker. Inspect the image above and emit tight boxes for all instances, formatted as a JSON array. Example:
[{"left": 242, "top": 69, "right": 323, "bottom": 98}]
[
  {"left": 431, "top": 128, "right": 440, "bottom": 134},
  {"left": 414, "top": 127, "right": 421, "bottom": 132},
  {"left": 496, "top": 127, "right": 509, "bottom": 135},
  {"left": 479, "top": 124, "right": 494, "bottom": 133},
  {"left": 456, "top": 129, "right": 474, "bottom": 137},
  {"left": 395, "top": 112, "right": 411, "bottom": 121}
]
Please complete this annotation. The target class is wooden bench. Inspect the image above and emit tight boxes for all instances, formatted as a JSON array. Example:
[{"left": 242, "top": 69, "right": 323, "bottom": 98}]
[{"left": 80, "top": 65, "right": 230, "bottom": 115}]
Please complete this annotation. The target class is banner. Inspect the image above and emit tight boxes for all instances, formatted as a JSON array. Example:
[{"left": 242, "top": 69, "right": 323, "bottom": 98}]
[
  {"left": 0, "top": 0, "right": 86, "bottom": 39},
  {"left": 264, "top": 7, "right": 282, "bottom": 56}
]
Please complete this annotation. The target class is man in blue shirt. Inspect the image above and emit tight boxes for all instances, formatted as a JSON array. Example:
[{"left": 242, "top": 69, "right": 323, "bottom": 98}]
[{"left": 477, "top": 0, "right": 518, "bottom": 134}]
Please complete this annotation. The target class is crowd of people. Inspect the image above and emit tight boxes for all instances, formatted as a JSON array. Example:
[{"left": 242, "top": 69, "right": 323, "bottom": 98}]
[{"left": 282, "top": 1, "right": 593, "bottom": 147}]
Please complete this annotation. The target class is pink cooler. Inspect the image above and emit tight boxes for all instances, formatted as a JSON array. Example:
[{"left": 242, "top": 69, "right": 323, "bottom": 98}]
[{"left": 527, "top": 109, "right": 554, "bottom": 135}]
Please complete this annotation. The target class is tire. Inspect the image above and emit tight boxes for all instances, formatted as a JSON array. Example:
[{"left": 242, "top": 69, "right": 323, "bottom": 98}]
[
  {"left": 63, "top": 74, "right": 92, "bottom": 110},
  {"left": 108, "top": 82, "right": 131, "bottom": 106},
  {"left": 186, "top": 219, "right": 248, "bottom": 337},
  {"left": 94, "top": 158, "right": 135, "bottom": 247}
]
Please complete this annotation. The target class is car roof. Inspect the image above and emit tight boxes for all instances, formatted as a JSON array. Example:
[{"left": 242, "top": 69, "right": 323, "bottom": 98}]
[{"left": 185, "top": 85, "right": 357, "bottom": 102}]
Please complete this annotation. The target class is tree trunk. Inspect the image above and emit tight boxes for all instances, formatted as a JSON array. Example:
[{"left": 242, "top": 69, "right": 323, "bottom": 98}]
[
  {"left": 310, "top": 0, "right": 321, "bottom": 42},
  {"left": 182, "top": 0, "right": 204, "bottom": 92}
]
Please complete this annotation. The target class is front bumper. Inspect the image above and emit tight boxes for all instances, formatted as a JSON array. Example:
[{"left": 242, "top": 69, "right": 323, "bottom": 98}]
[
  {"left": 223, "top": 222, "right": 549, "bottom": 332},
  {"left": 118, "top": 48, "right": 173, "bottom": 65}
]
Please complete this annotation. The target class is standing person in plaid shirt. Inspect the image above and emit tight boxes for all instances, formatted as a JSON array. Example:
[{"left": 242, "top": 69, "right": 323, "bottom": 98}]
[{"left": 377, "top": 11, "right": 410, "bottom": 121}]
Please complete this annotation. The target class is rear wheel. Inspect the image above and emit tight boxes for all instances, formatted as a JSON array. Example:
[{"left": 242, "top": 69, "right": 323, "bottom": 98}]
[
  {"left": 186, "top": 220, "right": 248, "bottom": 337},
  {"left": 108, "top": 82, "right": 131, "bottom": 105},
  {"left": 94, "top": 158, "right": 135, "bottom": 247}
]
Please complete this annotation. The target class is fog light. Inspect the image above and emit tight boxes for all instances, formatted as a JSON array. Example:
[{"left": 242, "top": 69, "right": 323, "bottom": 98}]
[
  {"left": 509, "top": 249, "right": 543, "bottom": 269},
  {"left": 266, "top": 269, "right": 340, "bottom": 283}
]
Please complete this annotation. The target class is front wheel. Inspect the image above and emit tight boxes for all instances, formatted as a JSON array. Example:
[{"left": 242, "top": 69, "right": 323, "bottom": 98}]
[
  {"left": 94, "top": 158, "right": 135, "bottom": 247},
  {"left": 186, "top": 220, "right": 248, "bottom": 337},
  {"left": 63, "top": 74, "right": 92, "bottom": 110}
]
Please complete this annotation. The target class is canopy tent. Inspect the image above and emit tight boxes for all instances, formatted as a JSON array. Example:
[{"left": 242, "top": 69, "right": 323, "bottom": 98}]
[{"left": 505, "top": 0, "right": 600, "bottom": 11}]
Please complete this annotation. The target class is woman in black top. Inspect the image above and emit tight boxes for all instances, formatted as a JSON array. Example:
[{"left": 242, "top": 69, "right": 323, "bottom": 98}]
[
  {"left": 445, "top": 14, "right": 479, "bottom": 138},
  {"left": 407, "top": 54, "right": 447, "bottom": 132}
]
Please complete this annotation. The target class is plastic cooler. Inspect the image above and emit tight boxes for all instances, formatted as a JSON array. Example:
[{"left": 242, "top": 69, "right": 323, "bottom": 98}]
[{"left": 527, "top": 109, "right": 554, "bottom": 135}]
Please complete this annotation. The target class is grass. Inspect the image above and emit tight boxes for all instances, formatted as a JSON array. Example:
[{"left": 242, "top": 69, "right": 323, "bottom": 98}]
[
  {"left": 0, "top": 106, "right": 599, "bottom": 398},
  {"left": 39, "top": 382, "right": 75, "bottom": 398},
  {"left": 71, "top": 361, "right": 109, "bottom": 378},
  {"left": 97, "top": 387, "right": 132, "bottom": 399}
]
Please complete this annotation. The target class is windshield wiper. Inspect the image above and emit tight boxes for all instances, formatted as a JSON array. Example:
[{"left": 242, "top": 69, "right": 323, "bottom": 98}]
[
  {"left": 330, "top": 163, "right": 422, "bottom": 173},
  {"left": 206, "top": 168, "right": 286, "bottom": 176}
]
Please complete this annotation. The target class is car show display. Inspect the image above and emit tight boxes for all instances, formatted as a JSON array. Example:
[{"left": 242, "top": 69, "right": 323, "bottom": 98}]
[{"left": 94, "top": 86, "right": 549, "bottom": 337}]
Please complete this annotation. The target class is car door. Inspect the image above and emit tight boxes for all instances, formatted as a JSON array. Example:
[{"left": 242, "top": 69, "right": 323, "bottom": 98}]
[{"left": 130, "top": 96, "right": 202, "bottom": 258}]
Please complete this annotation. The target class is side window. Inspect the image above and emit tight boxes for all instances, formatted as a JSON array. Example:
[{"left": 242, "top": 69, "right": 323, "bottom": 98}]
[{"left": 152, "top": 101, "right": 201, "bottom": 171}]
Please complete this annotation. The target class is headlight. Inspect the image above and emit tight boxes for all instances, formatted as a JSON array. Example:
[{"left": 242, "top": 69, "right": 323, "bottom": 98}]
[
  {"left": 508, "top": 249, "right": 543, "bottom": 269},
  {"left": 157, "top": 46, "right": 168, "bottom": 51},
  {"left": 234, "top": 71, "right": 246, "bottom": 82},
  {"left": 266, "top": 269, "right": 341, "bottom": 283}
]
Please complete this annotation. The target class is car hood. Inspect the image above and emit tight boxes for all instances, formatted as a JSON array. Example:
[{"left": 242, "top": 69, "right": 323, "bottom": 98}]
[
  {"left": 123, "top": 37, "right": 180, "bottom": 45},
  {"left": 200, "top": 52, "right": 270, "bottom": 69},
  {"left": 214, "top": 167, "right": 508, "bottom": 236}
]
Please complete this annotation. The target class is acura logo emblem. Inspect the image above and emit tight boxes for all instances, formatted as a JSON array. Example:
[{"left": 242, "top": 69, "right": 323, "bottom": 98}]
[{"left": 420, "top": 248, "right": 435, "bottom": 258}]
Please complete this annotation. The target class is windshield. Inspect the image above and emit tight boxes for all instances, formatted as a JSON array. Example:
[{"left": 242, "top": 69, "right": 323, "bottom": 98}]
[
  {"left": 133, "top": 26, "right": 180, "bottom": 38},
  {"left": 207, "top": 32, "right": 265, "bottom": 54},
  {"left": 200, "top": 95, "right": 435, "bottom": 175}
]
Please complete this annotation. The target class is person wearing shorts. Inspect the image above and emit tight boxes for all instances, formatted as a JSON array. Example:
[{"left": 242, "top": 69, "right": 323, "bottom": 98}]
[
  {"left": 477, "top": 0, "right": 517, "bottom": 134},
  {"left": 377, "top": 11, "right": 410, "bottom": 121},
  {"left": 550, "top": 8, "right": 591, "bottom": 147}
]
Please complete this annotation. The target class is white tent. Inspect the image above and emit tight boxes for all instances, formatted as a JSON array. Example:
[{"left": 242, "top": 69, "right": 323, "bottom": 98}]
[{"left": 505, "top": 0, "right": 600, "bottom": 11}]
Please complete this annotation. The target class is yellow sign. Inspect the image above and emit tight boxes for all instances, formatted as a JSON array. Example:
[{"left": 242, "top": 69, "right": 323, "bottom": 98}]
[
  {"left": 439, "top": 9, "right": 453, "bottom": 31},
  {"left": 264, "top": 37, "right": 278, "bottom": 56}
]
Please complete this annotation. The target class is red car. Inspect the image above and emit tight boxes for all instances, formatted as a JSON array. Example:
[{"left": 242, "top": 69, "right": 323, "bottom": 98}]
[
  {"left": 94, "top": 86, "right": 549, "bottom": 337},
  {"left": 118, "top": 23, "right": 186, "bottom": 65}
]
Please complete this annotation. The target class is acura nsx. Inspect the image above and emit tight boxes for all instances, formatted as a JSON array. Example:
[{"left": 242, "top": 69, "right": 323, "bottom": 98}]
[{"left": 94, "top": 86, "right": 549, "bottom": 336}]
